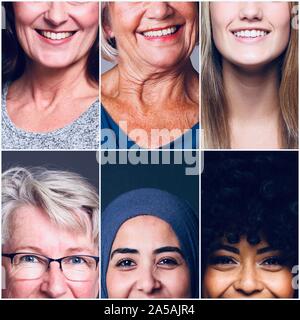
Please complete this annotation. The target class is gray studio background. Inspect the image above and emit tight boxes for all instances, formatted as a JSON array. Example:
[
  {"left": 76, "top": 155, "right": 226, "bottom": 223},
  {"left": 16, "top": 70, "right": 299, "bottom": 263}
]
[
  {"left": 101, "top": 151, "right": 199, "bottom": 213},
  {"left": 2, "top": 151, "right": 99, "bottom": 190},
  {"left": 101, "top": 46, "right": 199, "bottom": 73}
]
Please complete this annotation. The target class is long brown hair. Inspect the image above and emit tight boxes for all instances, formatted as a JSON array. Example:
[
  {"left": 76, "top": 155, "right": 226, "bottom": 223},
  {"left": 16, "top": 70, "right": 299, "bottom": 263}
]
[{"left": 201, "top": 2, "right": 298, "bottom": 149}]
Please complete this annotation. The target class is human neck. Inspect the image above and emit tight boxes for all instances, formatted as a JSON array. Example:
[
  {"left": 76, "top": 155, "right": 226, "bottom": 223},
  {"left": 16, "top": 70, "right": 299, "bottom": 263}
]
[
  {"left": 109, "top": 59, "right": 198, "bottom": 112},
  {"left": 15, "top": 57, "right": 96, "bottom": 109},
  {"left": 223, "top": 60, "right": 280, "bottom": 121}
]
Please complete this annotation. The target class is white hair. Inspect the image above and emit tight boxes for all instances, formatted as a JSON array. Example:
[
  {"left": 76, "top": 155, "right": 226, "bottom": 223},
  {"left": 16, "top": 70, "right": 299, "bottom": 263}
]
[
  {"left": 2, "top": 167, "right": 99, "bottom": 246},
  {"left": 101, "top": 2, "right": 118, "bottom": 62}
]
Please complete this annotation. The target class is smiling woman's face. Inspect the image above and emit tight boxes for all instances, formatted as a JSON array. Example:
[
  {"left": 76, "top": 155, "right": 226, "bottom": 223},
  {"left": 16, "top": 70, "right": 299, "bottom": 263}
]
[
  {"left": 203, "top": 237, "right": 295, "bottom": 298},
  {"left": 2, "top": 205, "right": 99, "bottom": 298},
  {"left": 106, "top": 215, "right": 191, "bottom": 298},
  {"left": 104, "top": 2, "right": 197, "bottom": 70},
  {"left": 210, "top": 2, "right": 291, "bottom": 69},
  {"left": 13, "top": 2, "right": 99, "bottom": 68}
]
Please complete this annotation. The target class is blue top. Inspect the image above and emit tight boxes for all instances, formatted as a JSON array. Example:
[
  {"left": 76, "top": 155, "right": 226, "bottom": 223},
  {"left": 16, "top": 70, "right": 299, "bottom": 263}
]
[
  {"left": 101, "top": 188, "right": 199, "bottom": 298},
  {"left": 101, "top": 105, "right": 199, "bottom": 149}
]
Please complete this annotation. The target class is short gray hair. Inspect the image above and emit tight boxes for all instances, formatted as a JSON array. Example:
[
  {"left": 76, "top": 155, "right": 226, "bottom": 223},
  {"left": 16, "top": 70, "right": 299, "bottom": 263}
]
[
  {"left": 101, "top": 2, "right": 118, "bottom": 62},
  {"left": 2, "top": 167, "right": 99, "bottom": 246}
]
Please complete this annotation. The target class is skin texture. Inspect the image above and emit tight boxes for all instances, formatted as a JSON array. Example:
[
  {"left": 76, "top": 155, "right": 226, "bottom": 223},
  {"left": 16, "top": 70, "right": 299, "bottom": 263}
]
[
  {"left": 14, "top": 2, "right": 99, "bottom": 68},
  {"left": 102, "top": 2, "right": 199, "bottom": 148},
  {"left": 209, "top": 2, "right": 291, "bottom": 149},
  {"left": 2, "top": 205, "right": 99, "bottom": 298},
  {"left": 210, "top": 2, "right": 290, "bottom": 68},
  {"left": 106, "top": 216, "right": 191, "bottom": 298},
  {"left": 7, "top": 2, "right": 99, "bottom": 133},
  {"left": 203, "top": 237, "right": 295, "bottom": 298}
]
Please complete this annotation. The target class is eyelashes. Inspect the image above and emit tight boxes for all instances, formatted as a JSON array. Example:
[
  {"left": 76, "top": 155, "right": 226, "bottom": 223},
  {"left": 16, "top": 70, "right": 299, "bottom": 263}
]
[
  {"left": 114, "top": 256, "right": 181, "bottom": 270},
  {"left": 209, "top": 254, "right": 286, "bottom": 270}
]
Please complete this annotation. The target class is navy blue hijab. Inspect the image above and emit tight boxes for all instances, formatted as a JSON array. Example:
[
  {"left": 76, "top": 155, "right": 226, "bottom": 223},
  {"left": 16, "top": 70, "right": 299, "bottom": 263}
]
[{"left": 101, "top": 188, "right": 199, "bottom": 298}]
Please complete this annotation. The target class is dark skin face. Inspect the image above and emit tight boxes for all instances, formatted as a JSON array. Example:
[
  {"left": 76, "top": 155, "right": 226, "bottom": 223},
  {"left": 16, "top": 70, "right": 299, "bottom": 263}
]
[{"left": 203, "top": 236, "right": 295, "bottom": 298}]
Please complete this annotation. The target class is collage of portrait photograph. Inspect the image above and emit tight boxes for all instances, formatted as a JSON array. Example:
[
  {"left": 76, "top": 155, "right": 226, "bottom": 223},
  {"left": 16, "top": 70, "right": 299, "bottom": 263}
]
[{"left": 0, "top": 0, "right": 299, "bottom": 310}]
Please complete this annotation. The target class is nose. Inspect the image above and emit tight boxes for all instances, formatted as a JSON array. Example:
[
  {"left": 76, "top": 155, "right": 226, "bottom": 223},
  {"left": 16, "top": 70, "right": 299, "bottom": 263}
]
[
  {"left": 136, "top": 267, "right": 162, "bottom": 294},
  {"left": 239, "top": 2, "right": 263, "bottom": 21},
  {"left": 145, "top": 2, "right": 174, "bottom": 20},
  {"left": 233, "top": 265, "right": 264, "bottom": 296},
  {"left": 44, "top": 2, "right": 68, "bottom": 27},
  {"left": 40, "top": 262, "right": 68, "bottom": 298}
]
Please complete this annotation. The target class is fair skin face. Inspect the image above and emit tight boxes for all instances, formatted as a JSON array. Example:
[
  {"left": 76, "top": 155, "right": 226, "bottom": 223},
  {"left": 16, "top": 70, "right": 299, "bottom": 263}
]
[
  {"left": 7, "top": 2, "right": 99, "bottom": 133},
  {"left": 210, "top": 2, "right": 291, "bottom": 149},
  {"left": 2, "top": 205, "right": 99, "bottom": 298},
  {"left": 203, "top": 237, "right": 294, "bottom": 298},
  {"left": 106, "top": 216, "right": 191, "bottom": 298},
  {"left": 102, "top": 2, "right": 199, "bottom": 148}
]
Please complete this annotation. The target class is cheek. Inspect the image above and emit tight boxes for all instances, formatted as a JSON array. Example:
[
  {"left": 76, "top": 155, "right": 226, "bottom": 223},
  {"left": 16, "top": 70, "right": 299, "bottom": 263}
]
[
  {"left": 68, "top": 280, "right": 98, "bottom": 298},
  {"left": 73, "top": 6, "right": 99, "bottom": 30},
  {"left": 262, "top": 271, "right": 294, "bottom": 298},
  {"left": 13, "top": 4, "right": 43, "bottom": 26},
  {"left": 160, "top": 268, "right": 191, "bottom": 298},
  {"left": 203, "top": 268, "right": 233, "bottom": 298},
  {"left": 176, "top": 4, "right": 197, "bottom": 21},
  {"left": 106, "top": 269, "right": 133, "bottom": 298},
  {"left": 4, "top": 278, "right": 40, "bottom": 298}
]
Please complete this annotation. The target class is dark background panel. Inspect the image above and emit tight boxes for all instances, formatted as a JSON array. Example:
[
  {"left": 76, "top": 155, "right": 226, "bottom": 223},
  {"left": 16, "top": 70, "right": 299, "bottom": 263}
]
[
  {"left": 101, "top": 151, "right": 199, "bottom": 213},
  {"left": 2, "top": 151, "right": 99, "bottom": 190}
]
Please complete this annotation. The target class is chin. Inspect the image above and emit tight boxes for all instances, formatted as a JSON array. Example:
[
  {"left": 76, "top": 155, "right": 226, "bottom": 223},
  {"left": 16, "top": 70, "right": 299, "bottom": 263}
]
[
  {"left": 35, "top": 57, "right": 76, "bottom": 69},
  {"left": 147, "top": 58, "right": 183, "bottom": 70},
  {"left": 229, "top": 57, "right": 275, "bottom": 71}
]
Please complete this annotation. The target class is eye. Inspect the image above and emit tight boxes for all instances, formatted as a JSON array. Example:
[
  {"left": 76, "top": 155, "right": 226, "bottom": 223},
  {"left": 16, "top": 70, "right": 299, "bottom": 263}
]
[
  {"left": 157, "top": 257, "right": 180, "bottom": 269},
  {"left": 19, "top": 255, "right": 39, "bottom": 264},
  {"left": 260, "top": 256, "right": 284, "bottom": 270},
  {"left": 67, "top": 256, "right": 86, "bottom": 265},
  {"left": 210, "top": 255, "right": 238, "bottom": 265},
  {"left": 116, "top": 259, "right": 136, "bottom": 269}
]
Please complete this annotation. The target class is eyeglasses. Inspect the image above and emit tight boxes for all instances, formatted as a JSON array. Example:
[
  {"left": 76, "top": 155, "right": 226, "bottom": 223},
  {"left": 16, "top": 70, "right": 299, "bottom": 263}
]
[{"left": 2, "top": 252, "right": 99, "bottom": 282}]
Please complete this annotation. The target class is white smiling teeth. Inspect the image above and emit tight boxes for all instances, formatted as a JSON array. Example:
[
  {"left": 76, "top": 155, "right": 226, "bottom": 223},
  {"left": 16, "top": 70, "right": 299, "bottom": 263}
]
[
  {"left": 40, "top": 30, "right": 74, "bottom": 40},
  {"left": 143, "top": 26, "right": 177, "bottom": 38},
  {"left": 234, "top": 30, "right": 268, "bottom": 38}
]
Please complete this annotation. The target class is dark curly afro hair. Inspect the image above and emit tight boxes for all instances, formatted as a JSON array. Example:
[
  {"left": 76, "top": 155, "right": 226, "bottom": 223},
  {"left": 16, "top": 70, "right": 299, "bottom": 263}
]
[{"left": 201, "top": 151, "right": 298, "bottom": 276}]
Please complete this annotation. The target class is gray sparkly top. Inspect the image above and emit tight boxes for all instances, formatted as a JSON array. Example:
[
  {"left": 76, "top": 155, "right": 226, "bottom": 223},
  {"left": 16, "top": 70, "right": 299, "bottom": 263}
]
[{"left": 2, "top": 82, "right": 99, "bottom": 150}]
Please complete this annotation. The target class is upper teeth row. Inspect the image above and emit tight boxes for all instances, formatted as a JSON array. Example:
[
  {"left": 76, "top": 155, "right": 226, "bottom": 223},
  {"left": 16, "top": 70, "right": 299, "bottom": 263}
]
[
  {"left": 41, "top": 31, "right": 74, "bottom": 40},
  {"left": 234, "top": 30, "right": 267, "bottom": 38},
  {"left": 143, "top": 27, "right": 177, "bottom": 37}
]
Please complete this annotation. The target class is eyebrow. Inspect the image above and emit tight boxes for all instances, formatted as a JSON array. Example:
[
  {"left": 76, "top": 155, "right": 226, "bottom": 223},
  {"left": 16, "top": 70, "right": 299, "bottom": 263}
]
[
  {"left": 214, "top": 244, "right": 240, "bottom": 254},
  {"left": 110, "top": 248, "right": 139, "bottom": 260},
  {"left": 153, "top": 246, "right": 184, "bottom": 257},
  {"left": 13, "top": 246, "right": 95, "bottom": 256},
  {"left": 257, "top": 246, "right": 276, "bottom": 255}
]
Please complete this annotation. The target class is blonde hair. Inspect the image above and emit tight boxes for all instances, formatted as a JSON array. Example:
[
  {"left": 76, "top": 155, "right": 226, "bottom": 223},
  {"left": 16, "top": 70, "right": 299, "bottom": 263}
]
[
  {"left": 2, "top": 167, "right": 99, "bottom": 245},
  {"left": 201, "top": 2, "right": 298, "bottom": 149},
  {"left": 101, "top": 2, "right": 118, "bottom": 62}
]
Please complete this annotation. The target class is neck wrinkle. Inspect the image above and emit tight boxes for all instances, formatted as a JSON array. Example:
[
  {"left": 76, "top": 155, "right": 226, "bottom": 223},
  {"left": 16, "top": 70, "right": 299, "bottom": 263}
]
[{"left": 114, "top": 60, "right": 198, "bottom": 113}]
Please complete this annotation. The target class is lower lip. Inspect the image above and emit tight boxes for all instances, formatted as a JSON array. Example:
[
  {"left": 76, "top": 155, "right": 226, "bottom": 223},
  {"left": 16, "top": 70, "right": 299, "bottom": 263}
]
[
  {"left": 232, "top": 32, "right": 270, "bottom": 43},
  {"left": 36, "top": 31, "right": 76, "bottom": 45},
  {"left": 140, "top": 26, "right": 183, "bottom": 42}
]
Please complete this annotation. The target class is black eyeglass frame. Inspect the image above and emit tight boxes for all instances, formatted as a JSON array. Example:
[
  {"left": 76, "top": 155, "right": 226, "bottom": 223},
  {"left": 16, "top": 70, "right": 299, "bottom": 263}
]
[{"left": 2, "top": 252, "right": 99, "bottom": 271}]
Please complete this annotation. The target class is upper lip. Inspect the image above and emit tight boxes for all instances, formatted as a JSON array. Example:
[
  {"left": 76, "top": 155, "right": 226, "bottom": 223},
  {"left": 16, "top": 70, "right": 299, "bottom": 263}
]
[
  {"left": 138, "top": 24, "right": 182, "bottom": 33},
  {"left": 230, "top": 26, "right": 271, "bottom": 33}
]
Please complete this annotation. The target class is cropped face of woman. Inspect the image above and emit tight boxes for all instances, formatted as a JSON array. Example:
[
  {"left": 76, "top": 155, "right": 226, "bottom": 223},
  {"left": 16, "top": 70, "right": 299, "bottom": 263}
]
[
  {"left": 2, "top": 205, "right": 99, "bottom": 298},
  {"left": 13, "top": 2, "right": 99, "bottom": 68},
  {"left": 203, "top": 237, "right": 295, "bottom": 298},
  {"left": 105, "top": 2, "right": 197, "bottom": 69},
  {"left": 210, "top": 2, "right": 291, "bottom": 69},
  {"left": 106, "top": 215, "right": 191, "bottom": 298}
]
